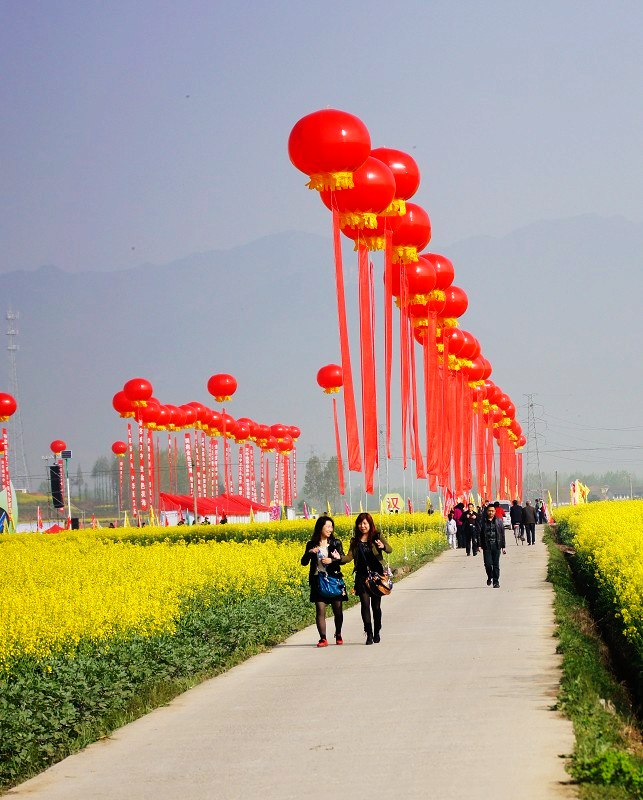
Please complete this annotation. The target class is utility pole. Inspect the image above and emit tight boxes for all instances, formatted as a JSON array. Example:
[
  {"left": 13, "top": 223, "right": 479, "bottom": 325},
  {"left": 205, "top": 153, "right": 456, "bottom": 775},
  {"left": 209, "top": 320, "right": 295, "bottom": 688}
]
[{"left": 524, "top": 394, "right": 545, "bottom": 503}]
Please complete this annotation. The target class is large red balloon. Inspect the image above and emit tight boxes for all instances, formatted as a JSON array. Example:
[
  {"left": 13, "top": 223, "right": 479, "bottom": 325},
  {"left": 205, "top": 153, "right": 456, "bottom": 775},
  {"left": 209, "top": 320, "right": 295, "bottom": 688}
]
[
  {"left": 207, "top": 374, "right": 237, "bottom": 403},
  {"left": 517, "top": 435, "right": 527, "bottom": 448},
  {"left": 370, "top": 147, "right": 420, "bottom": 200},
  {"left": 442, "top": 327, "right": 466, "bottom": 356},
  {"left": 424, "top": 253, "right": 455, "bottom": 290},
  {"left": 288, "top": 109, "right": 371, "bottom": 183},
  {"left": 441, "top": 285, "right": 468, "bottom": 318},
  {"left": 123, "top": 378, "right": 153, "bottom": 405},
  {"left": 319, "top": 156, "right": 396, "bottom": 221},
  {"left": 139, "top": 402, "right": 161, "bottom": 428},
  {"left": 234, "top": 421, "right": 252, "bottom": 442},
  {"left": 466, "top": 355, "right": 487, "bottom": 382},
  {"left": 405, "top": 256, "right": 437, "bottom": 296},
  {"left": 317, "top": 364, "right": 343, "bottom": 392},
  {"left": 111, "top": 441, "right": 127, "bottom": 457},
  {"left": 289, "top": 426, "right": 301, "bottom": 440},
  {"left": 179, "top": 404, "right": 198, "bottom": 427},
  {"left": 270, "top": 423, "right": 288, "bottom": 440},
  {"left": 50, "top": 439, "right": 66, "bottom": 455},
  {"left": 112, "top": 390, "right": 135, "bottom": 418},
  {"left": 481, "top": 358, "right": 493, "bottom": 380},
  {"left": 458, "top": 330, "right": 479, "bottom": 360},
  {"left": 0, "top": 392, "right": 17, "bottom": 421},
  {"left": 391, "top": 203, "right": 431, "bottom": 252}
]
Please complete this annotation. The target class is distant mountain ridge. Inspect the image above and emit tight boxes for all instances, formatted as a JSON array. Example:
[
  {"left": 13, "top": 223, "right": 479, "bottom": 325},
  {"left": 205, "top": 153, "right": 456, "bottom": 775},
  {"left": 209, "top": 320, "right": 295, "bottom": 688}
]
[{"left": 2, "top": 213, "right": 642, "bottom": 482}]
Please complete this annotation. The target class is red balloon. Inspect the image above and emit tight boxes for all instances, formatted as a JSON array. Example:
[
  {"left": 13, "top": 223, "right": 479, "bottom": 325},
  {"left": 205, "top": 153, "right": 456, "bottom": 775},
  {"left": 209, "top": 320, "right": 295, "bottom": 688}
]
[
  {"left": 139, "top": 402, "right": 161, "bottom": 427},
  {"left": 289, "top": 426, "right": 301, "bottom": 440},
  {"left": 220, "top": 413, "right": 236, "bottom": 436},
  {"left": 155, "top": 406, "right": 171, "bottom": 430},
  {"left": 472, "top": 384, "right": 487, "bottom": 402},
  {"left": 209, "top": 410, "right": 222, "bottom": 432},
  {"left": 234, "top": 421, "right": 251, "bottom": 442},
  {"left": 466, "top": 355, "right": 487, "bottom": 382},
  {"left": 441, "top": 285, "right": 468, "bottom": 318},
  {"left": 481, "top": 358, "right": 493, "bottom": 380},
  {"left": 0, "top": 392, "right": 17, "bottom": 421},
  {"left": 165, "top": 404, "right": 183, "bottom": 429},
  {"left": 111, "top": 441, "right": 127, "bottom": 457},
  {"left": 391, "top": 203, "right": 432, "bottom": 252},
  {"left": 123, "top": 378, "right": 153, "bottom": 405},
  {"left": 320, "top": 156, "right": 396, "bottom": 219},
  {"left": 179, "top": 404, "right": 198, "bottom": 427},
  {"left": 270, "top": 423, "right": 288, "bottom": 440},
  {"left": 504, "top": 402, "right": 516, "bottom": 420},
  {"left": 509, "top": 420, "right": 522, "bottom": 437},
  {"left": 370, "top": 147, "right": 420, "bottom": 200},
  {"left": 317, "top": 364, "right": 343, "bottom": 392},
  {"left": 207, "top": 374, "right": 237, "bottom": 402},
  {"left": 255, "top": 424, "right": 271, "bottom": 442},
  {"left": 458, "top": 330, "right": 478, "bottom": 360},
  {"left": 496, "top": 393, "right": 512, "bottom": 412},
  {"left": 404, "top": 256, "right": 437, "bottom": 297},
  {"left": 413, "top": 326, "right": 431, "bottom": 346},
  {"left": 277, "top": 434, "right": 294, "bottom": 453},
  {"left": 50, "top": 439, "right": 66, "bottom": 455},
  {"left": 424, "top": 253, "right": 455, "bottom": 290},
  {"left": 442, "top": 327, "right": 465, "bottom": 356},
  {"left": 288, "top": 109, "right": 371, "bottom": 184},
  {"left": 263, "top": 435, "right": 278, "bottom": 451},
  {"left": 517, "top": 434, "right": 527, "bottom": 448},
  {"left": 112, "top": 390, "right": 135, "bottom": 418}
]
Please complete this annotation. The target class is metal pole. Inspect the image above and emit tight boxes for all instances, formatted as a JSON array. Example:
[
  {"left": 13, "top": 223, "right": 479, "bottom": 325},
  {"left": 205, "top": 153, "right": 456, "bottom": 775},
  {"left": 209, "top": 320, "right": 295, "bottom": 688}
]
[
  {"left": 64, "top": 457, "right": 72, "bottom": 527},
  {"left": 555, "top": 470, "right": 558, "bottom": 506}
]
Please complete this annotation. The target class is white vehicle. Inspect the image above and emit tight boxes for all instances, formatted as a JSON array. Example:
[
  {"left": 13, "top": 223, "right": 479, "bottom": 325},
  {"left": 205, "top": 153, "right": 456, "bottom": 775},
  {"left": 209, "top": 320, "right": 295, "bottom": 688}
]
[{"left": 498, "top": 501, "right": 511, "bottom": 529}]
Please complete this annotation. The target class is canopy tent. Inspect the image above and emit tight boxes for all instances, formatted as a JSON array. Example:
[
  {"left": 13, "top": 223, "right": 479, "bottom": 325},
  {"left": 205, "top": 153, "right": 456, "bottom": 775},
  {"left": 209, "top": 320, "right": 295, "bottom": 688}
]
[
  {"left": 44, "top": 524, "right": 65, "bottom": 534},
  {"left": 159, "top": 492, "right": 271, "bottom": 518}
]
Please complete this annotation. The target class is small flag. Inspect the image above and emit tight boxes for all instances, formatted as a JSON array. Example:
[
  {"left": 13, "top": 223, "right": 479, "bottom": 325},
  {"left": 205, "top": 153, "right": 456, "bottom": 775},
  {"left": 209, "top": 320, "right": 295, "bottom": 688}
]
[
  {"left": 91, "top": 514, "right": 97, "bottom": 530},
  {"left": 37, "top": 506, "right": 43, "bottom": 531},
  {"left": 344, "top": 501, "right": 351, "bottom": 516},
  {"left": 359, "top": 500, "right": 364, "bottom": 513},
  {"left": 66, "top": 515, "right": 72, "bottom": 530},
  {"left": 326, "top": 499, "right": 332, "bottom": 516},
  {"left": 407, "top": 498, "right": 413, "bottom": 514},
  {"left": 123, "top": 510, "right": 130, "bottom": 528},
  {"left": 303, "top": 501, "right": 309, "bottom": 520},
  {"left": 249, "top": 506, "right": 255, "bottom": 523}
]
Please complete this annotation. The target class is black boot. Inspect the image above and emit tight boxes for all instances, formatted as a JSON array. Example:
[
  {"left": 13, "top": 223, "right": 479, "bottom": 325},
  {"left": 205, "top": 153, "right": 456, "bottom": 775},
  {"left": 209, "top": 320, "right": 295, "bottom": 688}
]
[
  {"left": 373, "top": 628, "right": 381, "bottom": 643},
  {"left": 373, "top": 609, "right": 382, "bottom": 643},
  {"left": 365, "top": 623, "right": 374, "bottom": 645}
]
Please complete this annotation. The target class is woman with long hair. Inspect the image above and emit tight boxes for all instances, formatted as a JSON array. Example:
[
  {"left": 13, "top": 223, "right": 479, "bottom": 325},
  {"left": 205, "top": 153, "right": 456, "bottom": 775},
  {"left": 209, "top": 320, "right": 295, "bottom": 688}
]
[
  {"left": 301, "top": 515, "right": 347, "bottom": 647},
  {"left": 341, "top": 512, "right": 392, "bottom": 645}
]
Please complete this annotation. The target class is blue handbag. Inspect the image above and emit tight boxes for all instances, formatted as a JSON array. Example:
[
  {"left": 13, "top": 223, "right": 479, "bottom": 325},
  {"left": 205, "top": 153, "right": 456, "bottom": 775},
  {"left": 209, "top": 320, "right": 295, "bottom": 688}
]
[{"left": 317, "top": 572, "right": 346, "bottom": 601}]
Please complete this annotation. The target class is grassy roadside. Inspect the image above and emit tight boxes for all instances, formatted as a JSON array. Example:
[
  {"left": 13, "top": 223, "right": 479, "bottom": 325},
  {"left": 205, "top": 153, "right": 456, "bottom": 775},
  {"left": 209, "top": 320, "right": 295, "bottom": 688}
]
[{"left": 545, "top": 528, "right": 643, "bottom": 799}]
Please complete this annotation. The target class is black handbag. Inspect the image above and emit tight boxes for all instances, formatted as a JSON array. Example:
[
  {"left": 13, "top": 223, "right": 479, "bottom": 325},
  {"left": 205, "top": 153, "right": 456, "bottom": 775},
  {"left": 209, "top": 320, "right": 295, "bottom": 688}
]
[{"left": 365, "top": 566, "right": 393, "bottom": 597}]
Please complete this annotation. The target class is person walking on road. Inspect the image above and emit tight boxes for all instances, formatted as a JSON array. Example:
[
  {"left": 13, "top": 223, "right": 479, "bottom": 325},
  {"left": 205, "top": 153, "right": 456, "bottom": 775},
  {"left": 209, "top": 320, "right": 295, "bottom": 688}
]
[
  {"left": 301, "top": 515, "right": 347, "bottom": 647},
  {"left": 522, "top": 501, "right": 537, "bottom": 545},
  {"left": 446, "top": 511, "right": 457, "bottom": 549},
  {"left": 462, "top": 502, "right": 479, "bottom": 556},
  {"left": 341, "top": 512, "right": 392, "bottom": 645},
  {"left": 510, "top": 499, "right": 524, "bottom": 543},
  {"left": 453, "top": 502, "right": 465, "bottom": 548},
  {"left": 477, "top": 504, "right": 506, "bottom": 588}
]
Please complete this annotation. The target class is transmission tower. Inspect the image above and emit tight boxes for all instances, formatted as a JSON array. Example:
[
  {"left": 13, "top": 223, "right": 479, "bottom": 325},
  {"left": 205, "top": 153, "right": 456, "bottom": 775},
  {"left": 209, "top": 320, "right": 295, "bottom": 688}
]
[
  {"left": 6, "top": 310, "right": 30, "bottom": 491},
  {"left": 523, "top": 393, "right": 544, "bottom": 502}
]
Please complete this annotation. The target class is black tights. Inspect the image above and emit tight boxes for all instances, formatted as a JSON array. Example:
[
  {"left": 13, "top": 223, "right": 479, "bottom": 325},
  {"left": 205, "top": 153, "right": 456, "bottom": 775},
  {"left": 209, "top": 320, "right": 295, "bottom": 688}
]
[
  {"left": 315, "top": 600, "right": 343, "bottom": 639},
  {"left": 359, "top": 592, "right": 382, "bottom": 632}
]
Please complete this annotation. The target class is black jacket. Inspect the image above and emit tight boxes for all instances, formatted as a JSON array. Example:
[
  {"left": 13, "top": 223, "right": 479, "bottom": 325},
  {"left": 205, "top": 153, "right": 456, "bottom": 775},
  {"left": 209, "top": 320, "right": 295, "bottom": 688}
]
[
  {"left": 461, "top": 510, "right": 479, "bottom": 531},
  {"left": 340, "top": 535, "right": 392, "bottom": 576},
  {"left": 522, "top": 505, "right": 537, "bottom": 524},
  {"left": 301, "top": 537, "right": 345, "bottom": 584},
  {"left": 510, "top": 504, "right": 523, "bottom": 524},
  {"left": 477, "top": 516, "right": 506, "bottom": 549}
]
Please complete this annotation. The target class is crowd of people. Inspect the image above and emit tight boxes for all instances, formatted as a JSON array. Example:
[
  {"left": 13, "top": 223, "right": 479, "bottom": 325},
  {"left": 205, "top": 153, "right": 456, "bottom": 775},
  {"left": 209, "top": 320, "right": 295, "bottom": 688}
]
[{"left": 446, "top": 498, "right": 545, "bottom": 588}]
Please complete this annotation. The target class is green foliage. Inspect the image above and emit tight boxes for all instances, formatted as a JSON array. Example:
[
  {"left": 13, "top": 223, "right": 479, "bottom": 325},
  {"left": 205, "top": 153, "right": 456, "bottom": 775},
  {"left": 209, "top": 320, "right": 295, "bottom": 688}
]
[{"left": 546, "top": 530, "right": 643, "bottom": 798}]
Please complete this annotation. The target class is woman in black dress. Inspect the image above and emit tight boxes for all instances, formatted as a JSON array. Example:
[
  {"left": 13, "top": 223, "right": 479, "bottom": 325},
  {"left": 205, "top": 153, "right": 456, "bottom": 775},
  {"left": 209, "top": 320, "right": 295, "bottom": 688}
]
[
  {"left": 341, "top": 512, "right": 392, "bottom": 645},
  {"left": 301, "top": 515, "right": 347, "bottom": 647}
]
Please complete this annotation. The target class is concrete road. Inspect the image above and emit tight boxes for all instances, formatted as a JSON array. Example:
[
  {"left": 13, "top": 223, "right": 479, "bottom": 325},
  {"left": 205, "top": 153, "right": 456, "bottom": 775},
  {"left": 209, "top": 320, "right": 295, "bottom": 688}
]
[{"left": 10, "top": 526, "right": 576, "bottom": 799}]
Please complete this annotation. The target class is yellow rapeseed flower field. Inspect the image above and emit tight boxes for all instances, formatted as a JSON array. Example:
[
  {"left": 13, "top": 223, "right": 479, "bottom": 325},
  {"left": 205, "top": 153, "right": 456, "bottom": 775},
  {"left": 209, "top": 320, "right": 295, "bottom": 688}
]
[
  {"left": 554, "top": 501, "right": 643, "bottom": 648},
  {"left": 0, "top": 520, "right": 444, "bottom": 671}
]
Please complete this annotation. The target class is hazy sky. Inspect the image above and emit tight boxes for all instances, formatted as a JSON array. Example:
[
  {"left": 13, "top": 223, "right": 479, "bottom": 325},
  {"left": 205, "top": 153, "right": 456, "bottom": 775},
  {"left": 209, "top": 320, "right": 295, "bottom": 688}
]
[{"left": 2, "top": 1, "right": 642, "bottom": 273}]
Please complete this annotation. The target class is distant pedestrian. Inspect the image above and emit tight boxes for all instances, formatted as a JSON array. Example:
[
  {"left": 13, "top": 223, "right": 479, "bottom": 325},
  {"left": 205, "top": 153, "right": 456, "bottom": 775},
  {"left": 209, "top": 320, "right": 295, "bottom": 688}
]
[
  {"left": 510, "top": 500, "right": 524, "bottom": 542},
  {"left": 446, "top": 512, "right": 457, "bottom": 549},
  {"left": 301, "top": 515, "right": 347, "bottom": 647},
  {"left": 477, "top": 504, "right": 507, "bottom": 588},
  {"left": 341, "top": 512, "right": 392, "bottom": 645},
  {"left": 219, "top": 513, "right": 228, "bottom": 525},
  {"left": 462, "top": 502, "right": 479, "bottom": 556},
  {"left": 453, "top": 502, "right": 465, "bottom": 548},
  {"left": 522, "top": 501, "right": 537, "bottom": 545}
]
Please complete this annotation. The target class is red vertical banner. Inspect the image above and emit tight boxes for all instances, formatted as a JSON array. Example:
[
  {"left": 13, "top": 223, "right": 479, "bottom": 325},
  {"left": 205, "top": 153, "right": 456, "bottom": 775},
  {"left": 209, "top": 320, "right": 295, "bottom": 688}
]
[
  {"left": 238, "top": 445, "right": 244, "bottom": 496},
  {"left": 58, "top": 456, "right": 66, "bottom": 515},
  {"left": 1, "top": 428, "right": 11, "bottom": 522},
  {"left": 194, "top": 433, "right": 201, "bottom": 497},
  {"left": 260, "top": 450, "right": 266, "bottom": 505},
  {"left": 517, "top": 452, "right": 523, "bottom": 499},
  {"left": 226, "top": 440, "right": 233, "bottom": 494},
  {"left": 138, "top": 423, "right": 148, "bottom": 511},
  {"left": 245, "top": 443, "right": 252, "bottom": 499},
  {"left": 184, "top": 432, "right": 195, "bottom": 498},
  {"left": 213, "top": 440, "right": 219, "bottom": 495},
  {"left": 127, "top": 423, "right": 138, "bottom": 517},
  {"left": 273, "top": 452, "right": 280, "bottom": 504},
  {"left": 265, "top": 453, "right": 271, "bottom": 504},
  {"left": 167, "top": 433, "right": 172, "bottom": 495},
  {"left": 280, "top": 453, "right": 286, "bottom": 506},
  {"left": 332, "top": 396, "right": 346, "bottom": 496},
  {"left": 332, "top": 209, "right": 362, "bottom": 472},
  {"left": 399, "top": 263, "right": 410, "bottom": 470},
  {"left": 209, "top": 438, "right": 215, "bottom": 497},
  {"left": 284, "top": 454, "right": 291, "bottom": 507},
  {"left": 200, "top": 432, "right": 207, "bottom": 497},
  {"left": 249, "top": 445, "right": 257, "bottom": 502},
  {"left": 409, "top": 329, "right": 426, "bottom": 480},
  {"left": 147, "top": 429, "right": 154, "bottom": 512},
  {"left": 384, "top": 230, "right": 393, "bottom": 459},
  {"left": 358, "top": 247, "right": 378, "bottom": 494},
  {"left": 292, "top": 445, "right": 297, "bottom": 500},
  {"left": 118, "top": 458, "right": 123, "bottom": 511}
]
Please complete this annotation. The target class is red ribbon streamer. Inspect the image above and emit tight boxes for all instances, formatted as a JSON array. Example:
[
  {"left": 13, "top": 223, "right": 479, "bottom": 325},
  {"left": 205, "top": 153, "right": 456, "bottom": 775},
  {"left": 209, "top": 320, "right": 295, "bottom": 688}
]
[
  {"left": 358, "top": 246, "right": 378, "bottom": 493},
  {"left": 332, "top": 396, "right": 346, "bottom": 496},
  {"left": 332, "top": 210, "right": 362, "bottom": 472}
]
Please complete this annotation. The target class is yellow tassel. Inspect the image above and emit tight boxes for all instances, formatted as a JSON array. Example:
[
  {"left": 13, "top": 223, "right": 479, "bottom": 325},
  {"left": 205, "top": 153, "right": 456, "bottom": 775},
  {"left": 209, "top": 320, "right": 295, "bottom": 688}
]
[
  {"left": 339, "top": 211, "right": 378, "bottom": 230},
  {"left": 413, "top": 318, "right": 428, "bottom": 328},
  {"left": 441, "top": 318, "right": 458, "bottom": 328},
  {"left": 324, "top": 387, "right": 341, "bottom": 394},
  {"left": 392, "top": 245, "right": 418, "bottom": 264},
  {"left": 351, "top": 236, "right": 386, "bottom": 252},
  {"left": 214, "top": 394, "right": 232, "bottom": 402},
  {"left": 380, "top": 198, "right": 407, "bottom": 217},
  {"left": 428, "top": 289, "right": 446, "bottom": 302},
  {"left": 437, "top": 343, "right": 444, "bottom": 353},
  {"left": 306, "top": 172, "right": 354, "bottom": 191}
]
